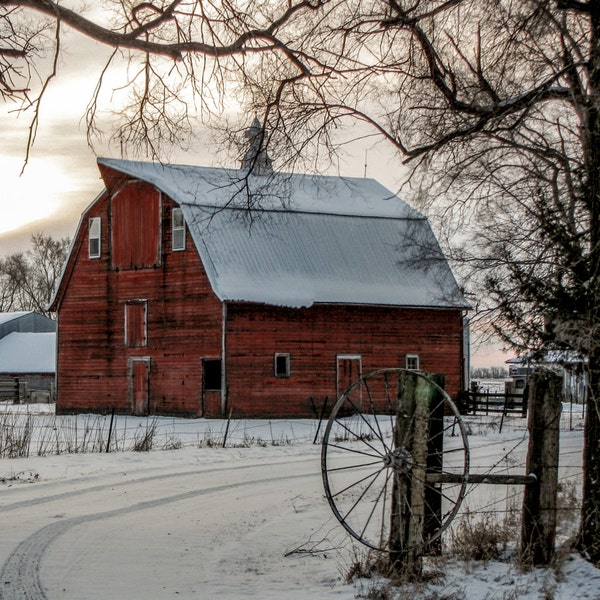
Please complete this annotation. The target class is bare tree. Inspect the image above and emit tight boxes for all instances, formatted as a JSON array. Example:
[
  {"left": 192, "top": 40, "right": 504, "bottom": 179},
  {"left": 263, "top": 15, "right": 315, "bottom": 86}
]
[
  {"left": 239, "top": 0, "right": 600, "bottom": 564},
  {"left": 1, "top": 0, "right": 329, "bottom": 166},
  {"left": 2, "top": 0, "right": 600, "bottom": 563},
  {"left": 0, "top": 233, "right": 70, "bottom": 316}
]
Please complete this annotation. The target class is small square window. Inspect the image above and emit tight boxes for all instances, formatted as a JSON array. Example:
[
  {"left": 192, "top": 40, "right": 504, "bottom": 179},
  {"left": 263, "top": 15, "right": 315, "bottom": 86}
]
[
  {"left": 89, "top": 217, "right": 101, "bottom": 258},
  {"left": 406, "top": 354, "right": 420, "bottom": 371},
  {"left": 274, "top": 353, "right": 290, "bottom": 377},
  {"left": 172, "top": 207, "right": 186, "bottom": 251}
]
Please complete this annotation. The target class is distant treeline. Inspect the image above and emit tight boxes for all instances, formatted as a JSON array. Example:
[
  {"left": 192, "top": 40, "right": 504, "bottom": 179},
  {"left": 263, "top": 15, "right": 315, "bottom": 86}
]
[{"left": 471, "top": 366, "right": 509, "bottom": 380}]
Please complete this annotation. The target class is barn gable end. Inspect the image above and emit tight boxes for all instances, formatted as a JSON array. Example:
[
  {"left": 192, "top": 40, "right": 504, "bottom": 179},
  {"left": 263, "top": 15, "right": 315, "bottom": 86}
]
[{"left": 51, "top": 185, "right": 223, "bottom": 416}]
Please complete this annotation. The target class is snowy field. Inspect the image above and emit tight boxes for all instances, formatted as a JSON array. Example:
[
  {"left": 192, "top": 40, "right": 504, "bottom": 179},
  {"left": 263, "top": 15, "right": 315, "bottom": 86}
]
[{"left": 1, "top": 404, "right": 599, "bottom": 599}]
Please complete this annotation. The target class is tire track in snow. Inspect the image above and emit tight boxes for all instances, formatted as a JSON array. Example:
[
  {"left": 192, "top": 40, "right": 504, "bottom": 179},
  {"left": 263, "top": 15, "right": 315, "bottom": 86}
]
[
  {"left": 1, "top": 455, "right": 316, "bottom": 513},
  {"left": 0, "top": 470, "right": 317, "bottom": 600}
]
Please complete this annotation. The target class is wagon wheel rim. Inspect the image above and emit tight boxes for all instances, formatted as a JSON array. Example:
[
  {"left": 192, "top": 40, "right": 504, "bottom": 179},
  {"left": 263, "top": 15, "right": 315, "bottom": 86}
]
[{"left": 321, "top": 368, "right": 470, "bottom": 553}]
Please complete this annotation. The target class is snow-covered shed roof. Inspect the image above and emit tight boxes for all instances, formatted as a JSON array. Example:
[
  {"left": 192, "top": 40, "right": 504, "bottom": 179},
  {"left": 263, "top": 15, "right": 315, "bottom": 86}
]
[
  {"left": 0, "top": 332, "right": 56, "bottom": 374},
  {"left": 507, "top": 351, "right": 586, "bottom": 366},
  {"left": 0, "top": 312, "right": 35, "bottom": 327},
  {"left": 96, "top": 158, "right": 469, "bottom": 310},
  {"left": 0, "top": 311, "right": 56, "bottom": 340}
]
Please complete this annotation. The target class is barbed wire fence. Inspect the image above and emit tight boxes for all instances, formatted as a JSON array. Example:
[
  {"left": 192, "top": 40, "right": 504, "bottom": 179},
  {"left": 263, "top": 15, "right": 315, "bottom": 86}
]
[{"left": 0, "top": 399, "right": 586, "bottom": 555}]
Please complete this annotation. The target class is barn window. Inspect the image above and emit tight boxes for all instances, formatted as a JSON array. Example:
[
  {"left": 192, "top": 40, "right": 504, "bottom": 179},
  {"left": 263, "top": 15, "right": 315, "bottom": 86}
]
[
  {"left": 274, "top": 353, "right": 290, "bottom": 377},
  {"left": 125, "top": 300, "right": 147, "bottom": 347},
  {"left": 172, "top": 207, "right": 186, "bottom": 251},
  {"left": 406, "top": 354, "right": 420, "bottom": 371},
  {"left": 89, "top": 217, "right": 101, "bottom": 258},
  {"left": 203, "top": 358, "right": 222, "bottom": 391}
]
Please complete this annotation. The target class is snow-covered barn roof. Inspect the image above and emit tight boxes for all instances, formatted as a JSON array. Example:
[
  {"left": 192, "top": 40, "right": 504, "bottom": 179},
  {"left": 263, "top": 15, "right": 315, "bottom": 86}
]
[
  {"left": 95, "top": 158, "right": 469, "bottom": 310},
  {"left": 0, "top": 332, "right": 56, "bottom": 374}
]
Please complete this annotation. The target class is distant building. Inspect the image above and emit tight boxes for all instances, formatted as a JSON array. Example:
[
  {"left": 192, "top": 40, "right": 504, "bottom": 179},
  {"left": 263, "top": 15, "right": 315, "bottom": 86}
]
[
  {"left": 507, "top": 351, "right": 587, "bottom": 404},
  {"left": 0, "top": 312, "right": 56, "bottom": 403},
  {"left": 49, "top": 151, "right": 470, "bottom": 417}
]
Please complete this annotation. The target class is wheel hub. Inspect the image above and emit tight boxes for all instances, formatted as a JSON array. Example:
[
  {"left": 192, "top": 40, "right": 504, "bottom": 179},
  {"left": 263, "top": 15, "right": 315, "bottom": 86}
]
[{"left": 383, "top": 447, "right": 414, "bottom": 474}]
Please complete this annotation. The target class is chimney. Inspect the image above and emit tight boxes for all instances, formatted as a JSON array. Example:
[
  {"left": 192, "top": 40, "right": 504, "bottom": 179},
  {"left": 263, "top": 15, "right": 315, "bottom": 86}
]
[{"left": 241, "top": 117, "right": 273, "bottom": 176}]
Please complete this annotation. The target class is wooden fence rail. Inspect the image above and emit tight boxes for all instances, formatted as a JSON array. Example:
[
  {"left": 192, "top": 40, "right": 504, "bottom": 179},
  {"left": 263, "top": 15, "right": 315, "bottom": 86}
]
[
  {"left": 467, "top": 391, "right": 527, "bottom": 417},
  {"left": 0, "top": 378, "right": 19, "bottom": 403}
]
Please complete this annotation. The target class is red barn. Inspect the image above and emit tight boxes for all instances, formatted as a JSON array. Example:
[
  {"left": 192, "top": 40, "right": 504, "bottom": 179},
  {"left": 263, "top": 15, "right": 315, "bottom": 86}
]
[{"left": 50, "top": 156, "right": 469, "bottom": 418}]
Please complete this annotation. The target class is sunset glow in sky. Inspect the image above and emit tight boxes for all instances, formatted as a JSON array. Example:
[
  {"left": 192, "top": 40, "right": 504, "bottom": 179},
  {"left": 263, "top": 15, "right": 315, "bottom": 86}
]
[{"left": 1, "top": 158, "right": 73, "bottom": 235}]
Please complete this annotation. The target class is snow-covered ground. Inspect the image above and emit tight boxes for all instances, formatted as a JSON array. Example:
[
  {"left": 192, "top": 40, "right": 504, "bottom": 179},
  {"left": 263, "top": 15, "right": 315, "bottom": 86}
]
[{"left": 0, "top": 404, "right": 599, "bottom": 599}]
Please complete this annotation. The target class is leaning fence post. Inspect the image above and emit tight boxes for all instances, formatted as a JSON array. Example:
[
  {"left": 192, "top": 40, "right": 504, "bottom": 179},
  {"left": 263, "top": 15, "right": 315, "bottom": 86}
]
[
  {"left": 312, "top": 397, "right": 329, "bottom": 445},
  {"left": 106, "top": 408, "right": 115, "bottom": 453},
  {"left": 520, "top": 370, "right": 562, "bottom": 567}
]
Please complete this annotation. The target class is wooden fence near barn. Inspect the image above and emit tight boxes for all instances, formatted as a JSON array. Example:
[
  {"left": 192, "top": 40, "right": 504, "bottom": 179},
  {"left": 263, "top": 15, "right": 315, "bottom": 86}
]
[
  {"left": 466, "top": 389, "right": 527, "bottom": 432},
  {"left": 467, "top": 390, "right": 528, "bottom": 416},
  {"left": 0, "top": 377, "right": 19, "bottom": 403}
]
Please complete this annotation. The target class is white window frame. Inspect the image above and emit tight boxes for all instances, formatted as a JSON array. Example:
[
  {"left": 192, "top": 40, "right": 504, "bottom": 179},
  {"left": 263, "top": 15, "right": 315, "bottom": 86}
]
[
  {"left": 274, "top": 353, "right": 291, "bottom": 378},
  {"left": 406, "top": 354, "right": 420, "bottom": 371},
  {"left": 172, "top": 207, "right": 186, "bottom": 251},
  {"left": 89, "top": 217, "right": 101, "bottom": 258}
]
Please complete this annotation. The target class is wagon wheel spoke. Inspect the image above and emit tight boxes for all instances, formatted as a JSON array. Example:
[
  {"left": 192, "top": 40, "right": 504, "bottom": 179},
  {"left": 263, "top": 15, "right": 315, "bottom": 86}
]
[
  {"left": 364, "top": 378, "right": 392, "bottom": 456},
  {"left": 327, "top": 459, "right": 387, "bottom": 474},
  {"left": 329, "top": 417, "right": 387, "bottom": 458},
  {"left": 321, "top": 368, "right": 470, "bottom": 554},
  {"left": 360, "top": 468, "right": 393, "bottom": 543},
  {"left": 338, "top": 467, "right": 387, "bottom": 522},
  {"left": 333, "top": 393, "right": 389, "bottom": 450},
  {"left": 325, "top": 443, "right": 385, "bottom": 460},
  {"left": 382, "top": 372, "right": 399, "bottom": 439}
]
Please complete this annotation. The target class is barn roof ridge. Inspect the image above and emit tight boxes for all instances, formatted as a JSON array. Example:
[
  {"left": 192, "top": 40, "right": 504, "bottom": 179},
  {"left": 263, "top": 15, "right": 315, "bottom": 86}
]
[
  {"left": 97, "top": 157, "right": 423, "bottom": 221},
  {"left": 180, "top": 202, "right": 426, "bottom": 222}
]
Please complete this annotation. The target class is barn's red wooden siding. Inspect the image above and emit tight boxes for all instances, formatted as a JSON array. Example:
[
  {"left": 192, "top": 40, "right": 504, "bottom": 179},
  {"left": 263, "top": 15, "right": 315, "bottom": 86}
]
[
  {"left": 220, "top": 303, "right": 464, "bottom": 418},
  {"left": 55, "top": 184, "right": 222, "bottom": 416},
  {"left": 54, "top": 177, "right": 466, "bottom": 418}
]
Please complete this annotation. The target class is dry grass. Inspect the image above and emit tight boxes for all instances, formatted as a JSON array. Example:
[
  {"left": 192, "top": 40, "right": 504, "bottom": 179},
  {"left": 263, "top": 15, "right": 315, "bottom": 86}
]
[{"left": 449, "top": 511, "right": 514, "bottom": 562}]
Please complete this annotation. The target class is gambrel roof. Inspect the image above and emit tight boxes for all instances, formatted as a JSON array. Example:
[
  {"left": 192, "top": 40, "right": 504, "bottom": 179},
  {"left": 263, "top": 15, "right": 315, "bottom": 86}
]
[{"left": 94, "top": 158, "right": 468, "bottom": 310}]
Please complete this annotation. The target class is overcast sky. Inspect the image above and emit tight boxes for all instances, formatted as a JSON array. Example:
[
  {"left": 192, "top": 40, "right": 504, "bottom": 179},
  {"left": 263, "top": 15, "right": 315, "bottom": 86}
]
[{"left": 0, "top": 21, "right": 511, "bottom": 368}]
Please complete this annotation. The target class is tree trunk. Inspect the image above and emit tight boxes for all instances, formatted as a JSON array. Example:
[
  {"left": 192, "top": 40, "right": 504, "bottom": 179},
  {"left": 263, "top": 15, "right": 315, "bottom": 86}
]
[
  {"left": 577, "top": 4, "right": 600, "bottom": 568},
  {"left": 579, "top": 352, "right": 600, "bottom": 564}
]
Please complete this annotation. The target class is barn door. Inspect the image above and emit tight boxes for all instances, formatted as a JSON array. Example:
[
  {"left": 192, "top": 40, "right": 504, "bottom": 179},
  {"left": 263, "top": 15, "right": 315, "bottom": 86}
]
[
  {"left": 130, "top": 357, "right": 151, "bottom": 416},
  {"left": 201, "top": 357, "right": 223, "bottom": 417},
  {"left": 336, "top": 355, "right": 362, "bottom": 401}
]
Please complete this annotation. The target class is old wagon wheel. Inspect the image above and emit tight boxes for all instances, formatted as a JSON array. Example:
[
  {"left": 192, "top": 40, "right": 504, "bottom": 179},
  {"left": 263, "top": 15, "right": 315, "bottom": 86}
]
[{"left": 321, "top": 368, "right": 470, "bottom": 554}]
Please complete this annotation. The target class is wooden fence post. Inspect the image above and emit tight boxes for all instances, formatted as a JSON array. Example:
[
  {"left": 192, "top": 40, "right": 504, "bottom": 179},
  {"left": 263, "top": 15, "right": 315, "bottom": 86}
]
[
  {"left": 390, "top": 371, "right": 443, "bottom": 578},
  {"left": 424, "top": 373, "right": 445, "bottom": 556},
  {"left": 390, "top": 371, "right": 417, "bottom": 575},
  {"left": 520, "top": 370, "right": 562, "bottom": 567}
]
